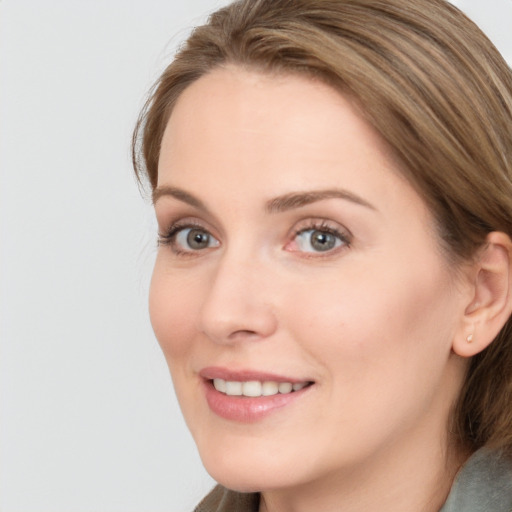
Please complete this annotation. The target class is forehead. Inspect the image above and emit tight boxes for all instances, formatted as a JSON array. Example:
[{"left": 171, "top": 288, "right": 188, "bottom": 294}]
[{"left": 159, "top": 66, "right": 401, "bottom": 186}]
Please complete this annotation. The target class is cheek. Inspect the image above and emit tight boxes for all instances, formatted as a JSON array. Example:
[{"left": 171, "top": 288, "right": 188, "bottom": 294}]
[
  {"left": 148, "top": 260, "right": 207, "bottom": 426},
  {"left": 148, "top": 258, "right": 199, "bottom": 361},
  {"left": 283, "top": 262, "right": 460, "bottom": 456},
  {"left": 287, "top": 255, "right": 458, "bottom": 390}
]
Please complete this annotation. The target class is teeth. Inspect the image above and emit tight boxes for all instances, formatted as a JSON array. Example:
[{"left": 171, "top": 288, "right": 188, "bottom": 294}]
[
  {"left": 225, "top": 381, "right": 242, "bottom": 396},
  {"left": 212, "top": 379, "right": 309, "bottom": 397},
  {"left": 213, "top": 378, "right": 226, "bottom": 393},
  {"left": 262, "top": 381, "right": 279, "bottom": 396},
  {"left": 278, "top": 382, "right": 293, "bottom": 394},
  {"left": 242, "top": 381, "right": 262, "bottom": 397}
]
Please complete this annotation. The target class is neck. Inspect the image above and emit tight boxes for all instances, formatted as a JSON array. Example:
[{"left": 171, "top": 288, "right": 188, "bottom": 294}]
[{"left": 259, "top": 431, "right": 467, "bottom": 512}]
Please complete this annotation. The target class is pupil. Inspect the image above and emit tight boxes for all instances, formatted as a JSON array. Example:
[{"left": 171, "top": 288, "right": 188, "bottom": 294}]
[
  {"left": 187, "top": 229, "right": 209, "bottom": 249},
  {"left": 311, "top": 231, "right": 335, "bottom": 251}
]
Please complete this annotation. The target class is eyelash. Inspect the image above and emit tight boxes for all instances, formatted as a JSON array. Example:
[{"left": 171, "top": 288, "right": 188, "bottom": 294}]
[{"left": 158, "top": 219, "right": 352, "bottom": 256}]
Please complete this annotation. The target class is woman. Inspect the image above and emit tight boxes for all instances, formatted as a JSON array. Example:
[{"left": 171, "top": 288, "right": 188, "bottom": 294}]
[{"left": 132, "top": 0, "right": 512, "bottom": 510}]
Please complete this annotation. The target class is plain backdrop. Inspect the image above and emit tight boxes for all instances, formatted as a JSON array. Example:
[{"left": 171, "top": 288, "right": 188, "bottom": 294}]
[{"left": 1, "top": 1, "right": 511, "bottom": 511}]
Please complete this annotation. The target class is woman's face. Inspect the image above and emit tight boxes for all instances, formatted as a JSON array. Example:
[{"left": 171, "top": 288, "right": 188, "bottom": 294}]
[{"left": 150, "top": 67, "right": 470, "bottom": 492}]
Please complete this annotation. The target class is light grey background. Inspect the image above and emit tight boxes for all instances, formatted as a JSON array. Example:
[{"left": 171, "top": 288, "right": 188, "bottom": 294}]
[{"left": 1, "top": 1, "right": 511, "bottom": 511}]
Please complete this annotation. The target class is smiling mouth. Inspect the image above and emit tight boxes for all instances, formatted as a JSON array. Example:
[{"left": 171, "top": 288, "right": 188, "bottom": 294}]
[{"left": 211, "top": 378, "right": 314, "bottom": 397}]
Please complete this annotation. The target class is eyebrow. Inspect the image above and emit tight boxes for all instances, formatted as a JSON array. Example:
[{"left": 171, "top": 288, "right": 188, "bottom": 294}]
[
  {"left": 153, "top": 186, "right": 210, "bottom": 212},
  {"left": 152, "top": 185, "right": 376, "bottom": 213},
  {"left": 265, "top": 189, "right": 376, "bottom": 213}
]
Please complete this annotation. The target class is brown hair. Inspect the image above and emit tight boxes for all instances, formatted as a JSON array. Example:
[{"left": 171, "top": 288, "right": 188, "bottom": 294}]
[{"left": 133, "top": 0, "right": 512, "bottom": 454}]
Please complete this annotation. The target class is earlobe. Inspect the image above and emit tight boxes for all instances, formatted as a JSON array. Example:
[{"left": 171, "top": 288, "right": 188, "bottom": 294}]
[{"left": 453, "top": 232, "right": 512, "bottom": 358}]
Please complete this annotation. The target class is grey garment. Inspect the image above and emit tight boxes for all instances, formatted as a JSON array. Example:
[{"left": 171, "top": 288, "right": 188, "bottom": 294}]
[
  {"left": 196, "top": 449, "right": 512, "bottom": 512},
  {"left": 440, "top": 449, "right": 512, "bottom": 512}
]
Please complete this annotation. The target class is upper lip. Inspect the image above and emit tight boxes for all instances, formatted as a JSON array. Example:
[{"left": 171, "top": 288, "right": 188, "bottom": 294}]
[{"left": 199, "top": 366, "right": 313, "bottom": 383}]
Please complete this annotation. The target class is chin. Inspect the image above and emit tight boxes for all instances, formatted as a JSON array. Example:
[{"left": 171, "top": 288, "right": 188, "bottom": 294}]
[
  {"left": 195, "top": 433, "right": 308, "bottom": 493},
  {"left": 208, "top": 470, "right": 269, "bottom": 494},
  {"left": 198, "top": 443, "right": 270, "bottom": 491},
  {"left": 197, "top": 429, "right": 344, "bottom": 496},
  {"left": 204, "top": 462, "right": 302, "bottom": 494}
]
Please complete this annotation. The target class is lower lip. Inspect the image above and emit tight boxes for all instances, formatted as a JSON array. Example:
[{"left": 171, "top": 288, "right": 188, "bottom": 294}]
[{"left": 203, "top": 380, "right": 312, "bottom": 423}]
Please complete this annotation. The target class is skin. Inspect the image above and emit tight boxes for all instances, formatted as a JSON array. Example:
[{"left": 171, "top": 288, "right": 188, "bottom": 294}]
[{"left": 150, "top": 66, "right": 480, "bottom": 512}]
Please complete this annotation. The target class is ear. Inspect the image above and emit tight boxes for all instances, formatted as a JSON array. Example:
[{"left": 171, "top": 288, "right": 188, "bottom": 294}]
[{"left": 453, "top": 232, "right": 512, "bottom": 358}]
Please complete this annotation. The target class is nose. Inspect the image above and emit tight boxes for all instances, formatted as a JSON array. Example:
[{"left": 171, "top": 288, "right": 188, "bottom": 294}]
[{"left": 197, "top": 253, "right": 278, "bottom": 345}]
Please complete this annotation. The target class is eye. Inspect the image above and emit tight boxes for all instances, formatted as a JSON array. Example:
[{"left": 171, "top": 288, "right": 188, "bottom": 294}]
[
  {"left": 176, "top": 227, "right": 217, "bottom": 250},
  {"left": 287, "top": 222, "right": 351, "bottom": 255},
  {"left": 159, "top": 224, "right": 220, "bottom": 254},
  {"left": 295, "top": 228, "right": 343, "bottom": 252},
  {"left": 296, "top": 229, "right": 341, "bottom": 252}
]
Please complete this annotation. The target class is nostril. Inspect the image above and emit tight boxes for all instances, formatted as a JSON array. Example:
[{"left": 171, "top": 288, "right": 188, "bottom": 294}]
[{"left": 227, "top": 329, "right": 260, "bottom": 340}]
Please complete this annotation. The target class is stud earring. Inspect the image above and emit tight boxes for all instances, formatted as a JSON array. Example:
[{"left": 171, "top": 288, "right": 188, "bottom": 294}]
[{"left": 466, "top": 334, "right": 474, "bottom": 343}]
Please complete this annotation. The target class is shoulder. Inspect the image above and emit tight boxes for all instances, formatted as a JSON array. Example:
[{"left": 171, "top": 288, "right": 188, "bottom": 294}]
[
  {"left": 194, "top": 485, "right": 260, "bottom": 512},
  {"left": 441, "top": 448, "right": 512, "bottom": 512}
]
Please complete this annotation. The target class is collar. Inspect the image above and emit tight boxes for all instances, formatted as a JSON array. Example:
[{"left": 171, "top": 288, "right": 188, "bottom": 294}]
[{"left": 440, "top": 448, "right": 512, "bottom": 512}]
